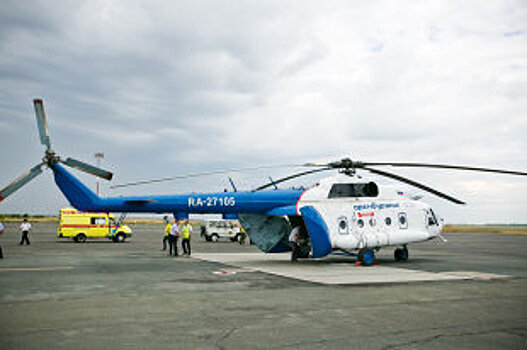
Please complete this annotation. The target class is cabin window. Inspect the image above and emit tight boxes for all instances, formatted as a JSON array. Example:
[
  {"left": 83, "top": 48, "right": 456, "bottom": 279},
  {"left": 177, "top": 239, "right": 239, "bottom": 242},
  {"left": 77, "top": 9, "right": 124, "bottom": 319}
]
[
  {"left": 385, "top": 217, "right": 392, "bottom": 226},
  {"left": 338, "top": 216, "right": 349, "bottom": 235},
  {"left": 369, "top": 218, "right": 376, "bottom": 227},
  {"left": 398, "top": 213, "right": 408, "bottom": 229},
  {"left": 328, "top": 182, "right": 379, "bottom": 198},
  {"left": 357, "top": 219, "right": 364, "bottom": 228}
]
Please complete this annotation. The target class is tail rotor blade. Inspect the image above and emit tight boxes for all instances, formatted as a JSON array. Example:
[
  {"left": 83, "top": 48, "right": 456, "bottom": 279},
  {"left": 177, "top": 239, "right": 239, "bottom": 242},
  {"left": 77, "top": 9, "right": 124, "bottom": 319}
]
[
  {"left": 0, "top": 164, "right": 43, "bottom": 201},
  {"left": 363, "top": 166, "right": 466, "bottom": 205},
  {"left": 33, "top": 99, "right": 51, "bottom": 149},
  {"left": 62, "top": 158, "right": 113, "bottom": 181}
]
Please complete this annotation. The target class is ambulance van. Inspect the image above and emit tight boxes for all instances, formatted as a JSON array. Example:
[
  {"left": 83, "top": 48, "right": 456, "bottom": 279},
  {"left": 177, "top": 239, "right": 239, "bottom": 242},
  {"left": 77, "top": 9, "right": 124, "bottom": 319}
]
[{"left": 57, "top": 208, "right": 132, "bottom": 243}]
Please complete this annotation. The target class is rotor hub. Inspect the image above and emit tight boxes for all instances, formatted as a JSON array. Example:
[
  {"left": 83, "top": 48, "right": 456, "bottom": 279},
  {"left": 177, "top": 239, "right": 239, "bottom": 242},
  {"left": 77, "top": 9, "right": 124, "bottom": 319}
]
[
  {"left": 43, "top": 149, "right": 60, "bottom": 167},
  {"left": 329, "top": 158, "right": 364, "bottom": 170}
]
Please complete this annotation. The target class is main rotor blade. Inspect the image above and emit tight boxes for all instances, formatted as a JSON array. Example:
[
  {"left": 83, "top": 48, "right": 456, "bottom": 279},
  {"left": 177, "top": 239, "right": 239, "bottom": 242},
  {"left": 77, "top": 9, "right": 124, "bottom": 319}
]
[
  {"left": 362, "top": 162, "right": 527, "bottom": 176},
  {"left": 363, "top": 166, "right": 466, "bottom": 205},
  {"left": 0, "top": 164, "right": 43, "bottom": 201},
  {"left": 110, "top": 164, "right": 300, "bottom": 189},
  {"left": 254, "top": 167, "right": 332, "bottom": 191},
  {"left": 33, "top": 99, "right": 51, "bottom": 150},
  {"left": 62, "top": 158, "right": 113, "bottom": 181}
]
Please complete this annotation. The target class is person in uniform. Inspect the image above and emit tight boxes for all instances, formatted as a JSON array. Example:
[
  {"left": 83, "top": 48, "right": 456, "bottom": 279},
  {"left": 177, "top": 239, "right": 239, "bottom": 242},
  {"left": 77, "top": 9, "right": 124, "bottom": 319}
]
[
  {"left": 162, "top": 216, "right": 171, "bottom": 251},
  {"left": 181, "top": 219, "right": 193, "bottom": 256},
  {"left": 288, "top": 226, "right": 302, "bottom": 262},
  {"left": 168, "top": 219, "right": 180, "bottom": 256},
  {"left": 0, "top": 221, "right": 4, "bottom": 258},
  {"left": 19, "top": 218, "right": 31, "bottom": 245}
]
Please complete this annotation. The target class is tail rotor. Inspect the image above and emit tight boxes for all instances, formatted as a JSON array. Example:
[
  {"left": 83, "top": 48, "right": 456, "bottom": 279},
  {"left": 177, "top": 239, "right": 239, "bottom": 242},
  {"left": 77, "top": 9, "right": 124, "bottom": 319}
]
[{"left": 0, "top": 99, "right": 113, "bottom": 202}]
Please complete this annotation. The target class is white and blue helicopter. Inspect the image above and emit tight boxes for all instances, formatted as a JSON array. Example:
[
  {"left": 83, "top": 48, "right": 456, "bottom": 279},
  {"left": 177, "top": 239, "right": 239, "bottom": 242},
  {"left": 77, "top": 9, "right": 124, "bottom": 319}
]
[{"left": 2, "top": 99, "right": 526, "bottom": 265}]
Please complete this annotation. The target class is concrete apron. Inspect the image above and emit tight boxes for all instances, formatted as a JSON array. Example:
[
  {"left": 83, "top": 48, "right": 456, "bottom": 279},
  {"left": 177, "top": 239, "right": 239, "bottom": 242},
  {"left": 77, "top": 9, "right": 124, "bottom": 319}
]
[{"left": 193, "top": 252, "right": 509, "bottom": 285}]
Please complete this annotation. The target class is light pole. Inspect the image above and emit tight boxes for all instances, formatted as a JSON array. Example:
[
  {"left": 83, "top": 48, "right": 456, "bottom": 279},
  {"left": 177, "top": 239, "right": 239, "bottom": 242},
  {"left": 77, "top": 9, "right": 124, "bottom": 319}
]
[{"left": 95, "top": 152, "right": 104, "bottom": 195}]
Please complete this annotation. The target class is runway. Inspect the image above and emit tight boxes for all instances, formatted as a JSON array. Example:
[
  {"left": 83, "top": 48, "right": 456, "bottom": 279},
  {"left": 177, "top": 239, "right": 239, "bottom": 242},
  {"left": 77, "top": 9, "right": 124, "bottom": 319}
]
[{"left": 0, "top": 223, "right": 526, "bottom": 349}]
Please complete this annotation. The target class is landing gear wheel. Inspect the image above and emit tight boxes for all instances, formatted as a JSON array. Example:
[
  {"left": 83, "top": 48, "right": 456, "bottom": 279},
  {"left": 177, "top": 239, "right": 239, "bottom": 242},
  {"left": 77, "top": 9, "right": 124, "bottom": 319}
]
[
  {"left": 394, "top": 247, "right": 409, "bottom": 261},
  {"left": 358, "top": 248, "right": 376, "bottom": 266},
  {"left": 75, "top": 233, "right": 87, "bottom": 243}
]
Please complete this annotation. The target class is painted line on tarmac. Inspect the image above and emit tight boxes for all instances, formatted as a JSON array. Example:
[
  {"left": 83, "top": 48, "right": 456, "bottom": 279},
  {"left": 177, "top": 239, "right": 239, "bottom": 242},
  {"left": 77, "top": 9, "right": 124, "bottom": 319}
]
[{"left": 0, "top": 266, "right": 74, "bottom": 272}]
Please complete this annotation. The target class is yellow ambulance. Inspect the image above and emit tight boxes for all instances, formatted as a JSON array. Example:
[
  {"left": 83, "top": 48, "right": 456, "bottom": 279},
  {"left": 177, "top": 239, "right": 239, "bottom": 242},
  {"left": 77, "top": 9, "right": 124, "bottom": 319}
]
[{"left": 57, "top": 208, "right": 132, "bottom": 243}]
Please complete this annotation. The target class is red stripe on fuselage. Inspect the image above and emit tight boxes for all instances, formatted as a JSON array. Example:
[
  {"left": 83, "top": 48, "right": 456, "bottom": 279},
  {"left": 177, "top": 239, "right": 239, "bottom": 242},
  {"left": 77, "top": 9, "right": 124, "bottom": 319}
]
[{"left": 296, "top": 189, "right": 309, "bottom": 215}]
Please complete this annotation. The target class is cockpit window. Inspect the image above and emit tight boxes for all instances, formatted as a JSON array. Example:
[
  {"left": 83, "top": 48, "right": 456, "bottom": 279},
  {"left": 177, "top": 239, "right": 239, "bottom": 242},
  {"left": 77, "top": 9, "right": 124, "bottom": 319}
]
[
  {"left": 328, "top": 182, "right": 379, "bottom": 198},
  {"left": 428, "top": 209, "right": 438, "bottom": 226}
]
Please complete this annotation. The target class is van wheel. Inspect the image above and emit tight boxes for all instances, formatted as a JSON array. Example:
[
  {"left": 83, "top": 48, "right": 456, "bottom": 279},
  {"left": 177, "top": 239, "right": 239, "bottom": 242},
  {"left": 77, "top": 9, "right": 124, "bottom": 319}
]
[
  {"left": 234, "top": 234, "right": 242, "bottom": 243},
  {"left": 76, "top": 233, "right": 87, "bottom": 243},
  {"left": 211, "top": 234, "right": 219, "bottom": 242},
  {"left": 114, "top": 233, "right": 126, "bottom": 243}
]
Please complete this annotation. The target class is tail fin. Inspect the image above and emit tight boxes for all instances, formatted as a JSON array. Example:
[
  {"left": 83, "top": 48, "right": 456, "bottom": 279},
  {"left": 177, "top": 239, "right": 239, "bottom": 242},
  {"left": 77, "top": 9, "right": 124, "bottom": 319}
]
[{"left": 52, "top": 163, "right": 103, "bottom": 211}]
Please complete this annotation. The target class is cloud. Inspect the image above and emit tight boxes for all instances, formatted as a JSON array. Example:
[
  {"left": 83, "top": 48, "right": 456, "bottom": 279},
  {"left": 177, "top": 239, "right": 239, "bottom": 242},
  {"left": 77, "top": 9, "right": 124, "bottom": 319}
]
[{"left": 0, "top": 0, "right": 526, "bottom": 223}]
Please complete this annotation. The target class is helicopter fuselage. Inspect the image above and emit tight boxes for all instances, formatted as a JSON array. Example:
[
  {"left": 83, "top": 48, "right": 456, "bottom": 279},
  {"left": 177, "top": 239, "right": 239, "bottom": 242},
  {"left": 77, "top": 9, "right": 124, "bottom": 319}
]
[
  {"left": 53, "top": 163, "right": 442, "bottom": 258},
  {"left": 296, "top": 175, "right": 442, "bottom": 257}
]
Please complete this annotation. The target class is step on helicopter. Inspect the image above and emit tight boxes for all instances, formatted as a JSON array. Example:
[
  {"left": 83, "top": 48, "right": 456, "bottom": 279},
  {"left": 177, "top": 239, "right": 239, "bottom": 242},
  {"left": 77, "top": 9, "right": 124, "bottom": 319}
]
[{"left": 2, "top": 99, "right": 526, "bottom": 265}]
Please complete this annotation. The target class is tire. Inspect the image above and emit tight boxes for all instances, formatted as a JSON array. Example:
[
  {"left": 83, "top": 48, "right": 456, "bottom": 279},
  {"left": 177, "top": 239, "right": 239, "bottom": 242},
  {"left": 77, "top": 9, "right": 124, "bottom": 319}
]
[
  {"left": 205, "top": 236, "right": 212, "bottom": 242},
  {"left": 394, "top": 247, "right": 409, "bottom": 261},
  {"left": 211, "top": 233, "right": 219, "bottom": 242},
  {"left": 114, "top": 232, "right": 126, "bottom": 243},
  {"left": 76, "top": 233, "right": 87, "bottom": 243},
  {"left": 359, "top": 248, "right": 376, "bottom": 266},
  {"left": 394, "top": 248, "right": 403, "bottom": 261}
]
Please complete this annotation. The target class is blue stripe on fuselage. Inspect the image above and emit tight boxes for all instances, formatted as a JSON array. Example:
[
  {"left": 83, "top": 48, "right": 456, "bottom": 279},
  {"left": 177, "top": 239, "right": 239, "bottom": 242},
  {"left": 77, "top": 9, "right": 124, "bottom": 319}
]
[
  {"left": 300, "top": 206, "right": 332, "bottom": 258},
  {"left": 52, "top": 163, "right": 303, "bottom": 215}
]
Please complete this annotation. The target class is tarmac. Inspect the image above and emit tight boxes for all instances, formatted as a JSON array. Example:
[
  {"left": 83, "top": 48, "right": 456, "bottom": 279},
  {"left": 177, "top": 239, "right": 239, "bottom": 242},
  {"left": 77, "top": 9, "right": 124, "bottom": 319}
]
[{"left": 0, "top": 223, "right": 526, "bottom": 349}]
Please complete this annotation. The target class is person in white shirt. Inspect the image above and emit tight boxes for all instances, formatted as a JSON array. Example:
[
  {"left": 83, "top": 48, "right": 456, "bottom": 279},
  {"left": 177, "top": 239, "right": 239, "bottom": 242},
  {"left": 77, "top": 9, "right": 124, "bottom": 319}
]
[
  {"left": 19, "top": 218, "right": 31, "bottom": 245},
  {"left": 168, "top": 219, "right": 180, "bottom": 256}
]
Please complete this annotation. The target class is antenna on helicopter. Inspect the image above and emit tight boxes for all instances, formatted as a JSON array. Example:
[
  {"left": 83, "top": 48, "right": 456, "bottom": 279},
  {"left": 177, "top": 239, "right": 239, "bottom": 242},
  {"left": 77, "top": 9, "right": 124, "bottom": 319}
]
[{"left": 0, "top": 99, "right": 113, "bottom": 201}]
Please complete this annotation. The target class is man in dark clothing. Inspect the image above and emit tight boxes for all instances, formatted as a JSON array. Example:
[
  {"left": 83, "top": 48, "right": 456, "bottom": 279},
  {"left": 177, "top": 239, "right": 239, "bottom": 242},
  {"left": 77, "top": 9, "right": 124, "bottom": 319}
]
[{"left": 0, "top": 221, "right": 4, "bottom": 258}]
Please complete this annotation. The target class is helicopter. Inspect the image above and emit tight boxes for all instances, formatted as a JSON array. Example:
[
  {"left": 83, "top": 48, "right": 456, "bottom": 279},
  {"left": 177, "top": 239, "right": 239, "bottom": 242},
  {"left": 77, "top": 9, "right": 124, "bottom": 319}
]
[{"left": 2, "top": 99, "right": 526, "bottom": 265}]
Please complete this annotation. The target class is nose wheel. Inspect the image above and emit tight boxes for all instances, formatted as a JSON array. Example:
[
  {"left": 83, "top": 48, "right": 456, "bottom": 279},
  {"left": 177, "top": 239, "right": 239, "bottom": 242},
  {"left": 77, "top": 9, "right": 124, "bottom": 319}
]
[{"left": 394, "top": 246, "right": 409, "bottom": 261}]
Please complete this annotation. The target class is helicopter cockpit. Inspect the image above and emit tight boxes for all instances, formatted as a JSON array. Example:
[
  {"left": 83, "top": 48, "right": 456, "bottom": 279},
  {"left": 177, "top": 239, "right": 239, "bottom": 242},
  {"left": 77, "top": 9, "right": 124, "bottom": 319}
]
[{"left": 327, "top": 182, "right": 379, "bottom": 198}]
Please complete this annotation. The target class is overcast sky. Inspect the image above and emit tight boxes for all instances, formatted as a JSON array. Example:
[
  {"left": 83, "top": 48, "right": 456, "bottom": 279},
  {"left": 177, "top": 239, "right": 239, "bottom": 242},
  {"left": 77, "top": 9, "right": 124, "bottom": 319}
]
[{"left": 1, "top": 0, "right": 526, "bottom": 224}]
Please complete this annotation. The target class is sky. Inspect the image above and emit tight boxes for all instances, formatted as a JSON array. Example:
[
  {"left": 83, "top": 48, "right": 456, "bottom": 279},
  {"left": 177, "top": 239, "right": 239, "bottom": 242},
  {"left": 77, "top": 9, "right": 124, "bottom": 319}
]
[{"left": 0, "top": 0, "right": 526, "bottom": 224}]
